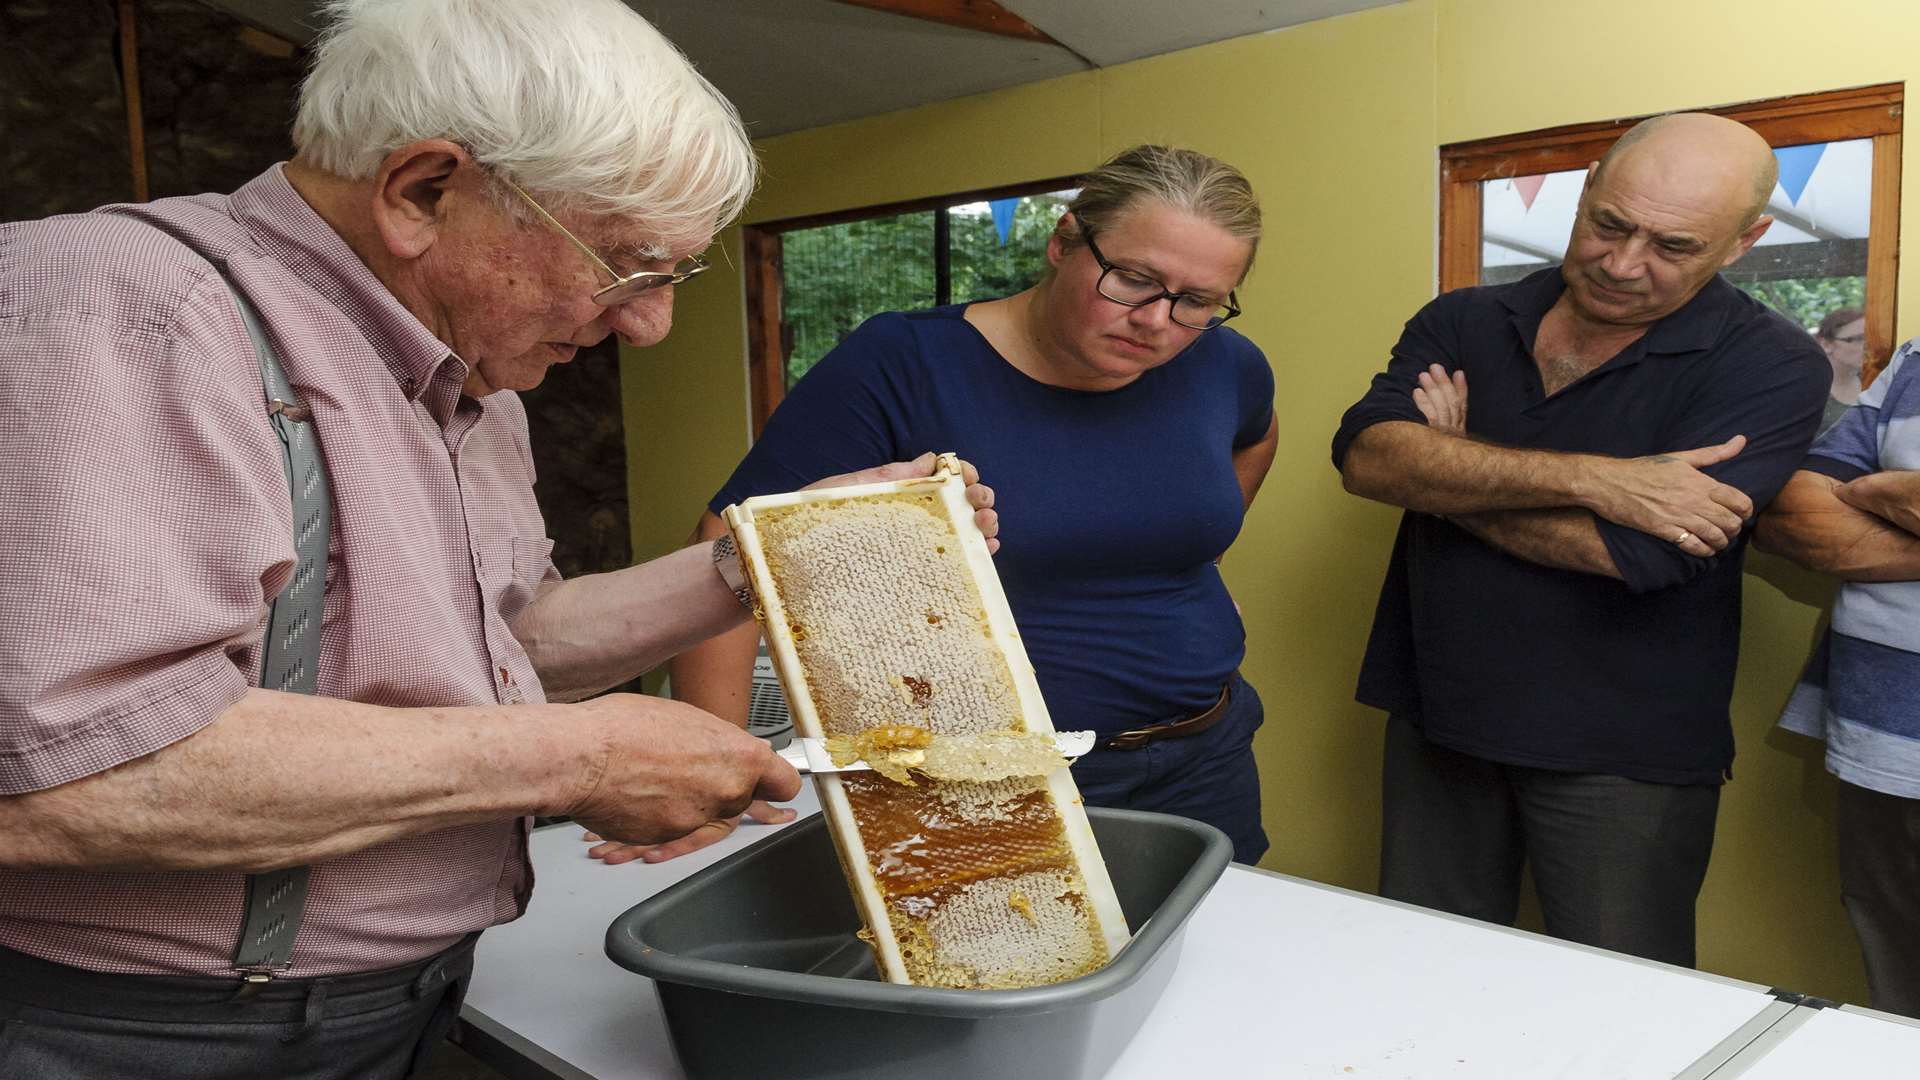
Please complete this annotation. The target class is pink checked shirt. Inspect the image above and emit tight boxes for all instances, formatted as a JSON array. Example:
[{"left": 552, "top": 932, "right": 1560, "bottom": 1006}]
[{"left": 0, "top": 165, "right": 559, "bottom": 976}]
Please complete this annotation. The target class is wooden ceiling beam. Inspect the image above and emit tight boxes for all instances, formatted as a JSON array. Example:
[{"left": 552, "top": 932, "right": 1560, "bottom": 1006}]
[
  {"left": 826, "top": 0, "right": 1062, "bottom": 47},
  {"left": 117, "top": 0, "right": 149, "bottom": 202}
]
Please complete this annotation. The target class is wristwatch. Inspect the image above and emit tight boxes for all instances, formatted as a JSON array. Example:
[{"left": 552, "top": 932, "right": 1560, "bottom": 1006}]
[{"left": 711, "top": 534, "right": 754, "bottom": 609}]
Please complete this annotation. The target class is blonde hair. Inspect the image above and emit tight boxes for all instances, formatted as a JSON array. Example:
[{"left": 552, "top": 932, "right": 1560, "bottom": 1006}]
[
  {"left": 1060, "top": 145, "right": 1262, "bottom": 273},
  {"left": 292, "top": 0, "right": 757, "bottom": 252}
]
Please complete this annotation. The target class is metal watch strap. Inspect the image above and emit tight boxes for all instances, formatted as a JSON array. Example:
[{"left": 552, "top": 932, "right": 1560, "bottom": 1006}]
[
  {"left": 711, "top": 534, "right": 754, "bottom": 609},
  {"left": 225, "top": 279, "right": 330, "bottom": 980}
]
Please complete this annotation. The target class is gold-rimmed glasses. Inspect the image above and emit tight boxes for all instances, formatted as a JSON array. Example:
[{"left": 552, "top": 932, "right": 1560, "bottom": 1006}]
[{"left": 499, "top": 177, "right": 709, "bottom": 306}]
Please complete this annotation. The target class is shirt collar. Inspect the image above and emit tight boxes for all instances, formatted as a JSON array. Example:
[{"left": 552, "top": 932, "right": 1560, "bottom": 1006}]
[
  {"left": 1496, "top": 264, "right": 1736, "bottom": 358},
  {"left": 228, "top": 164, "right": 464, "bottom": 402}
]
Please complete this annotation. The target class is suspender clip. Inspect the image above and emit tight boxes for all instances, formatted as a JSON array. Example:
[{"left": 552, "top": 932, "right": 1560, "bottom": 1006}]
[
  {"left": 267, "top": 398, "right": 313, "bottom": 423},
  {"left": 232, "top": 966, "right": 279, "bottom": 999}
]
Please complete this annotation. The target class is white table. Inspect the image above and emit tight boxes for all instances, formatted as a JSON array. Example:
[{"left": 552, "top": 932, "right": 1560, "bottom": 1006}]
[
  {"left": 1714, "top": 1002, "right": 1920, "bottom": 1078},
  {"left": 458, "top": 792, "right": 1811, "bottom": 1079}
]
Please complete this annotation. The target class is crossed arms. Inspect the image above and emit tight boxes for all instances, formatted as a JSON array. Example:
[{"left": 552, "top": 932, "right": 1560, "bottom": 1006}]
[
  {"left": 1755, "top": 466, "right": 1920, "bottom": 581},
  {"left": 1339, "top": 363, "right": 1756, "bottom": 581}
]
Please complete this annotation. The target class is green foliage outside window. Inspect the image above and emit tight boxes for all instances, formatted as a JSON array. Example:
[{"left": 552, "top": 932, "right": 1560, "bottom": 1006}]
[
  {"left": 1733, "top": 275, "right": 1865, "bottom": 333},
  {"left": 949, "top": 193, "right": 1074, "bottom": 305},
  {"left": 781, "top": 211, "right": 935, "bottom": 387},
  {"left": 780, "top": 192, "right": 1073, "bottom": 386}
]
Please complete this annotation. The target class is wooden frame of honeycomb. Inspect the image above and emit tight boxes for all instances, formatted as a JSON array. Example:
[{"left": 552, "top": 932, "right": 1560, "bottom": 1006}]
[{"left": 723, "top": 455, "right": 1131, "bottom": 988}]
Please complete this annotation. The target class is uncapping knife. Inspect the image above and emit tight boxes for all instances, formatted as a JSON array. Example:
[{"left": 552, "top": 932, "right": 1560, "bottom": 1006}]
[{"left": 776, "top": 730, "right": 1097, "bottom": 775}]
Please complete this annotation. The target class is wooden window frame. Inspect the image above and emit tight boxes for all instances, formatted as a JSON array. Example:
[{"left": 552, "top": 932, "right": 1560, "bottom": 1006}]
[
  {"left": 1440, "top": 83, "right": 1903, "bottom": 378},
  {"left": 741, "top": 176, "right": 1078, "bottom": 436}
]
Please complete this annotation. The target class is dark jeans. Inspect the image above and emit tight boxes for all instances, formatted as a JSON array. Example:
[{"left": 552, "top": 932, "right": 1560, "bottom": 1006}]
[
  {"left": 1837, "top": 778, "right": 1920, "bottom": 1018},
  {"left": 1379, "top": 715, "right": 1719, "bottom": 967},
  {"left": 0, "top": 934, "right": 475, "bottom": 1079},
  {"left": 1072, "top": 671, "right": 1269, "bottom": 864}
]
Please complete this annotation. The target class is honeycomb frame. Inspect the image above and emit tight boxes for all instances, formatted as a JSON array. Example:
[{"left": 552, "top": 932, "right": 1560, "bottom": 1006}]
[{"left": 723, "top": 455, "right": 1131, "bottom": 986}]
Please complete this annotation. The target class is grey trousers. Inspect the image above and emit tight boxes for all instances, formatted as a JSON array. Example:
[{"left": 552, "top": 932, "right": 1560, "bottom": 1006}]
[
  {"left": 1837, "top": 778, "right": 1920, "bottom": 1018},
  {"left": 0, "top": 934, "right": 475, "bottom": 1080},
  {"left": 1379, "top": 715, "right": 1720, "bottom": 968}
]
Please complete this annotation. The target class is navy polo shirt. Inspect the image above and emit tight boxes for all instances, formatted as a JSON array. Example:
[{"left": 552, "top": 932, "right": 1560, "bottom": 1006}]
[{"left": 1331, "top": 268, "right": 1827, "bottom": 784}]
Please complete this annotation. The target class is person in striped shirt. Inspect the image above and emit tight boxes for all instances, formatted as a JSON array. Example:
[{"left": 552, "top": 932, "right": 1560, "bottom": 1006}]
[{"left": 1758, "top": 336, "right": 1920, "bottom": 1017}]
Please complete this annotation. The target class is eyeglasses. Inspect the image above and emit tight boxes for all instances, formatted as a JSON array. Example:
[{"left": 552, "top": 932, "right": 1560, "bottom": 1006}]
[
  {"left": 499, "top": 177, "right": 708, "bottom": 306},
  {"left": 1079, "top": 219, "right": 1239, "bottom": 331}
]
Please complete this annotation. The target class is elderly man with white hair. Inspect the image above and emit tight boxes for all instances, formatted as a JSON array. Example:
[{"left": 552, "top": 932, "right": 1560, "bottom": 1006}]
[{"left": 0, "top": 1, "right": 993, "bottom": 1075}]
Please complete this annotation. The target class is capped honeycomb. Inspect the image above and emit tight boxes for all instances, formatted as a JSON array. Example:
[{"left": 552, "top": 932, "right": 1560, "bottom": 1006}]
[{"left": 724, "top": 458, "right": 1130, "bottom": 989}]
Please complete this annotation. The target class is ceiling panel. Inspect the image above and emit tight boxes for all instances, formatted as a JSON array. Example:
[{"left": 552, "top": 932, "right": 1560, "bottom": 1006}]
[
  {"left": 1006, "top": 0, "right": 1407, "bottom": 67},
  {"left": 195, "top": 0, "right": 1407, "bottom": 138},
  {"left": 629, "top": 0, "right": 1088, "bottom": 137}
]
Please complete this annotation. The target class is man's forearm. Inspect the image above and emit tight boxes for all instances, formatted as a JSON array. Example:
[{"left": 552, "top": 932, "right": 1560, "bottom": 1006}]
[
  {"left": 1756, "top": 472, "right": 1920, "bottom": 581},
  {"left": 1341, "top": 422, "right": 1596, "bottom": 515},
  {"left": 0, "top": 688, "right": 594, "bottom": 873},
  {"left": 513, "top": 539, "right": 749, "bottom": 702},
  {"left": 1449, "top": 508, "right": 1623, "bottom": 579}
]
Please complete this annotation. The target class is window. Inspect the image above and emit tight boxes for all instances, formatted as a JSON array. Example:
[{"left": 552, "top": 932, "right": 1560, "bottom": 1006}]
[
  {"left": 1440, "top": 84, "right": 1902, "bottom": 382},
  {"left": 742, "top": 179, "right": 1076, "bottom": 434}
]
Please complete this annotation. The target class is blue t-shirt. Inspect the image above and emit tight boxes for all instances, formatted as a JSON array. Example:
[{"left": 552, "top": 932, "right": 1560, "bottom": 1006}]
[{"left": 712, "top": 304, "right": 1275, "bottom": 733}]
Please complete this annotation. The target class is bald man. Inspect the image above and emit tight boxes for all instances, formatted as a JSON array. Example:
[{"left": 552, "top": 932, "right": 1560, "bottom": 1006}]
[{"left": 1330, "top": 114, "right": 1827, "bottom": 966}]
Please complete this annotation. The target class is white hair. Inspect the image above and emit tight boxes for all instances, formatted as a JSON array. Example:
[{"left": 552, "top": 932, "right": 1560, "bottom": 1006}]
[{"left": 292, "top": 0, "right": 757, "bottom": 251}]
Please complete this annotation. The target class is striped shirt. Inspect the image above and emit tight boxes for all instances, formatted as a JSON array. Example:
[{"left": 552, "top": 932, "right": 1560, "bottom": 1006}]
[
  {"left": 0, "top": 165, "right": 556, "bottom": 975},
  {"left": 1779, "top": 339, "right": 1920, "bottom": 798}
]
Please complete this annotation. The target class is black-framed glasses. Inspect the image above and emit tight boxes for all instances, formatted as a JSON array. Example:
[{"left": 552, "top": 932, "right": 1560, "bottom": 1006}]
[
  {"left": 1080, "top": 220, "right": 1239, "bottom": 330},
  {"left": 500, "top": 177, "right": 709, "bottom": 306}
]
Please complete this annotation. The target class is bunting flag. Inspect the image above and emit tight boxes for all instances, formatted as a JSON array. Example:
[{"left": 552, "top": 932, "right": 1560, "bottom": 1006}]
[
  {"left": 1774, "top": 143, "right": 1827, "bottom": 206},
  {"left": 989, "top": 198, "right": 1019, "bottom": 245},
  {"left": 1511, "top": 174, "right": 1546, "bottom": 212}
]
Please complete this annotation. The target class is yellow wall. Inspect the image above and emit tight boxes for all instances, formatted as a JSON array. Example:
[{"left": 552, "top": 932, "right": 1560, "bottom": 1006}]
[
  {"left": 626, "top": 0, "right": 1920, "bottom": 1003},
  {"left": 1438, "top": 0, "right": 1920, "bottom": 338}
]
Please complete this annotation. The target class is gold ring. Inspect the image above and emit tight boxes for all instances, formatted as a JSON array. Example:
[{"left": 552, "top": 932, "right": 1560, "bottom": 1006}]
[{"left": 1674, "top": 529, "right": 1694, "bottom": 545}]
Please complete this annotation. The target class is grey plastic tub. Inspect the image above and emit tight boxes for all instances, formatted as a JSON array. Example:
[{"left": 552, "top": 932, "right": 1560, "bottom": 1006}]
[{"left": 605, "top": 806, "right": 1232, "bottom": 1080}]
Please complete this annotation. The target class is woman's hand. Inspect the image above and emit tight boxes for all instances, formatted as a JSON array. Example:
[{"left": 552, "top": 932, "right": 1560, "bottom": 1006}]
[{"left": 802, "top": 452, "right": 999, "bottom": 554}]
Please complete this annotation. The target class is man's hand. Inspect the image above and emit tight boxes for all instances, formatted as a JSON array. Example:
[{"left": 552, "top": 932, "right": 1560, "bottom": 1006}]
[
  {"left": 803, "top": 452, "right": 999, "bottom": 553},
  {"left": 566, "top": 694, "right": 800, "bottom": 846},
  {"left": 1413, "top": 363, "right": 1469, "bottom": 435},
  {"left": 1579, "top": 436, "right": 1753, "bottom": 557},
  {"left": 1837, "top": 470, "right": 1920, "bottom": 537},
  {"left": 581, "top": 798, "right": 796, "bottom": 865}
]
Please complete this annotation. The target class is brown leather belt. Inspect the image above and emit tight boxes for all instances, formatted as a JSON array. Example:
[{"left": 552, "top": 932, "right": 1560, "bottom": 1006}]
[{"left": 1099, "top": 682, "right": 1233, "bottom": 751}]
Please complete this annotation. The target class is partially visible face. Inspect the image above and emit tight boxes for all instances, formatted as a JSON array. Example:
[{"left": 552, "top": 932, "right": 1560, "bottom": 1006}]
[
  {"left": 421, "top": 173, "right": 708, "bottom": 396},
  {"left": 1038, "top": 202, "right": 1252, "bottom": 391},
  {"left": 1559, "top": 155, "right": 1765, "bottom": 329},
  {"left": 1823, "top": 317, "right": 1867, "bottom": 374}
]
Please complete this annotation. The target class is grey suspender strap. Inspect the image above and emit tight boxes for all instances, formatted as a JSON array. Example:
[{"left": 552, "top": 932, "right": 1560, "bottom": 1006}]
[{"left": 221, "top": 277, "right": 331, "bottom": 983}]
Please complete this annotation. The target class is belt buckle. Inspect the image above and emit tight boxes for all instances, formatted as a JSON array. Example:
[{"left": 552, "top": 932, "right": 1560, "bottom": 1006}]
[{"left": 1106, "top": 729, "right": 1154, "bottom": 751}]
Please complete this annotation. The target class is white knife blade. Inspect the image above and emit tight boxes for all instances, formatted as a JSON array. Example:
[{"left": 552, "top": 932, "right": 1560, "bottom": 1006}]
[{"left": 776, "top": 730, "right": 1096, "bottom": 775}]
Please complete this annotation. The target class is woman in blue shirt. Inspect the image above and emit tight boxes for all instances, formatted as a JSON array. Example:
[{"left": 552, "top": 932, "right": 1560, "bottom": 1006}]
[{"left": 619, "top": 146, "right": 1278, "bottom": 864}]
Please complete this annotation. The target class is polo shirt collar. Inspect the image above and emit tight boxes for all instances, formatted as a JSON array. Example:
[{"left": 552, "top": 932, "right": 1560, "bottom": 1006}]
[
  {"left": 1496, "top": 264, "right": 1735, "bottom": 359},
  {"left": 228, "top": 164, "right": 465, "bottom": 403}
]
